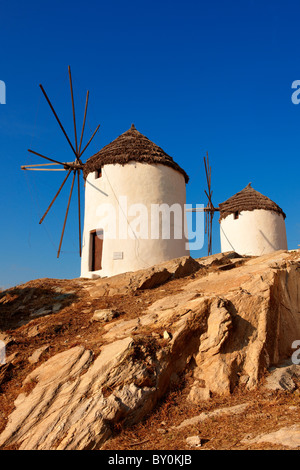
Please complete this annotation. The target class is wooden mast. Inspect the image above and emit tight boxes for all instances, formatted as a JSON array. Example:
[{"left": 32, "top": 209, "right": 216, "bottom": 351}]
[{"left": 186, "top": 152, "right": 219, "bottom": 256}]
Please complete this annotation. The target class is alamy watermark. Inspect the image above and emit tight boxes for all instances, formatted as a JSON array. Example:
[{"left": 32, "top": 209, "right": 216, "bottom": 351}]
[
  {"left": 289, "top": 86, "right": 300, "bottom": 363},
  {"left": 0, "top": 80, "right": 6, "bottom": 104},
  {"left": 291, "top": 340, "right": 300, "bottom": 365},
  {"left": 95, "top": 197, "right": 205, "bottom": 251},
  {"left": 0, "top": 340, "right": 6, "bottom": 365}
]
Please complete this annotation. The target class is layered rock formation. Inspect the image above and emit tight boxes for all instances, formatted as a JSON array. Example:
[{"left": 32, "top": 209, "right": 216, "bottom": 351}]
[{"left": 0, "top": 250, "right": 299, "bottom": 450}]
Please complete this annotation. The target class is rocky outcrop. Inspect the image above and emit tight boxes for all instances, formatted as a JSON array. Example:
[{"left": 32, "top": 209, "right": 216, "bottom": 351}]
[
  {"left": 0, "top": 250, "right": 300, "bottom": 450},
  {"left": 86, "top": 255, "right": 202, "bottom": 297}
]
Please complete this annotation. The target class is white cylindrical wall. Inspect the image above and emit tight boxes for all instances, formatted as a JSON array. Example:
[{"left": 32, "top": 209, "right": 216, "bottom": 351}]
[
  {"left": 81, "top": 162, "right": 189, "bottom": 278},
  {"left": 220, "top": 209, "right": 288, "bottom": 256}
]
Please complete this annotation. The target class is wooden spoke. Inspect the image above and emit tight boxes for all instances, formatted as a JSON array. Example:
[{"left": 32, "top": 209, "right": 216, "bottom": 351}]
[
  {"left": 57, "top": 171, "right": 76, "bottom": 258},
  {"left": 204, "top": 189, "right": 213, "bottom": 206},
  {"left": 39, "top": 84, "right": 77, "bottom": 158},
  {"left": 28, "top": 149, "right": 71, "bottom": 168},
  {"left": 79, "top": 124, "right": 100, "bottom": 158},
  {"left": 39, "top": 169, "right": 72, "bottom": 225},
  {"left": 78, "top": 90, "right": 89, "bottom": 155},
  {"left": 203, "top": 152, "right": 214, "bottom": 256},
  {"left": 22, "top": 168, "right": 66, "bottom": 171},
  {"left": 77, "top": 169, "right": 82, "bottom": 257},
  {"left": 68, "top": 65, "right": 78, "bottom": 155},
  {"left": 21, "top": 162, "right": 61, "bottom": 167}
]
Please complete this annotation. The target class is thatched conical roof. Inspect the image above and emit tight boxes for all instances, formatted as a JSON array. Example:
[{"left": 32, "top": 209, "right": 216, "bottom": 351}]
[
  {"left": 83, "top": 124, "right": 189, "bottom": 182},
  {"left": 219, "top": 183, "right": 286, "bottom": 221}
]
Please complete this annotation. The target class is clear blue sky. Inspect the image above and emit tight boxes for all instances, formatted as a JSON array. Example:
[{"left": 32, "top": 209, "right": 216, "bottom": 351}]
[{"left": 1, "top": 0, "right": 300, "bottom": 288}]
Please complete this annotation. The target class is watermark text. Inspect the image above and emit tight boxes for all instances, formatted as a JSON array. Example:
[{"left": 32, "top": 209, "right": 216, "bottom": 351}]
[
  {"left": 0, "top": 340, "right": 6, "bottom": 365},
  {"left": 291, "top": 340, "right": 300, "bottom": 365},
  {"left": 95, "top": 197, "right": 204, "bottom": 251},
  {"left": 0, "top": 80, "right": 6, "bottom": 104}
]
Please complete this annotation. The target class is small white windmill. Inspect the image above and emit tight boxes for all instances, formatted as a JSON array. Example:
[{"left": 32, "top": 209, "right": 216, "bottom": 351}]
[{"left": 188, "top": 154, "right": 288, "bottom": 257}]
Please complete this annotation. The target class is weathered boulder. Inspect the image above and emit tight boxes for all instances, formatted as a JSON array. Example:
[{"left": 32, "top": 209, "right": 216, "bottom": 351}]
[
  {"left": 186, "top": 435, "right": 202, "bottom": 447},
  {"left": 137, "top": 268, "right": 172, "bottom": 290},
  {"left": 91, "top": 309, "right": 120, "bottom": 323},
  {"left": 242, "top": 425, "right": 300, "bottom": 448},
  {"left": 264, "top": 361, "right": 300, "bottom": 392},
  {"left": 87, "top": 256, "right": 202, "bottom": 297},
  {"left": 187, "top": 381, "right": 211, "bottom": 403},
  {"left": 196, "top": 251, "right": 244, "bottom": 267}
]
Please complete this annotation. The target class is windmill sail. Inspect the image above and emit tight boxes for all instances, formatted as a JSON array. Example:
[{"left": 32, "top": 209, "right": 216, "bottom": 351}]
[
  {"left": 21, "top": 66, "right": 100, "bottom": 258},
  {"left": 185, "top": 152, "right": 219, "bottom": 256}
]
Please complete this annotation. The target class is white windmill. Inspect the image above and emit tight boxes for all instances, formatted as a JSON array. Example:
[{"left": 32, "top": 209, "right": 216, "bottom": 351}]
[
  {"left": 189, "top": 154, "right": 288, "bottom": 257},
  {"left": 22, "top": 68, "right": 190, "bottom": 278},
  {"left": 81, "top": 124, "right": 190, "bottom": 278}
]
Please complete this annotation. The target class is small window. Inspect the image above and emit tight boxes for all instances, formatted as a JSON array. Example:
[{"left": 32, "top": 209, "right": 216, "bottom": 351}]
[
  {"left": 95, "top": 168, "right": 102, "bottom": 179},
  {"left": 234, "top": 211, "right": 239, "bottom": 220}
]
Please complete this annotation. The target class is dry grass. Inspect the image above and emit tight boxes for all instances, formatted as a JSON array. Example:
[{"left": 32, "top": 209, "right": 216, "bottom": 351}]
[{"left": 103, "top": 381, "right": 300, "bottom": 451}]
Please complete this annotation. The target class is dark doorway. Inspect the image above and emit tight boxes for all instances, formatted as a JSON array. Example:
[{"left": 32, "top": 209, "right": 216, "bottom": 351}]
[{"left": 91, "top": 229, "right": 103, "bottom": 271}]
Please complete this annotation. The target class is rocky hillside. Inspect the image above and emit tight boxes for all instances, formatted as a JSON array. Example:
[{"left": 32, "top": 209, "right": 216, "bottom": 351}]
[{"left": 0, "top": 250, "right": 300, "bottom": 450}]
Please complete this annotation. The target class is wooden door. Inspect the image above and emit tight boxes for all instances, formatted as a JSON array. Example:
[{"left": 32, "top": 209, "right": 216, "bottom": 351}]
[{"left": 91, "top": 230, "right": 103, "bottom": 271}]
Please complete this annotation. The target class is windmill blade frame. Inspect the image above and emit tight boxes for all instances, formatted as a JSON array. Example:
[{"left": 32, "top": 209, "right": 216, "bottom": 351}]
[
  {"left": 57, "top": 170, "right": 76, "bottom": 258},
  {"left": 78, "top": 90, "right": 89, "bottom": 154},
  {"left": 68, "top": 65, "right": 79, "bottom": 156},
  {"left": 21, "top": 66, "right": 100, "bottom": 258},
  {"left": 39, "top": 169, "right": 73, "bottom": 225},
  {"left": 203, "top": 152, "right": 219, "bottom": 256},
  {"left": 39, "top": 83, "right": 77, "bottom": 158}
]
